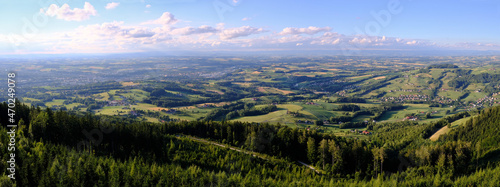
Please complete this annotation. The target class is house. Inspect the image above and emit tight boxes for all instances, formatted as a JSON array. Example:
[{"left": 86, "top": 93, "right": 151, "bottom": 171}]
[
  {"left": 108, "top": 100, "right": 126, "bottom": 106},
  {"left": 161, "top": 109, "right": 177, "bottom": 114},
  {"left": 404, "top": 116, "right": 418, "bottom": 121},
  {"left": 362, "top": 130, "right": 372, "bottom": 135},
  {"left": 129, "top": 110, "right": 139, "bottom": 116},
  {"left": 199, "top": 104, "right": 213, "bottom": 108}
]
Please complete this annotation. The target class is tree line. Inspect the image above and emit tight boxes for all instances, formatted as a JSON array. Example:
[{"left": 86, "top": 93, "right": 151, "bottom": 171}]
[{"left": 1, "top": 101, "right": 499, "bottom": 186}]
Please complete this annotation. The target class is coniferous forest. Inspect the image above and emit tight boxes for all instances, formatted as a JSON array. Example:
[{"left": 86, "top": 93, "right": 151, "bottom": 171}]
[
  {"left": 3, "top": 0, "right": 500, "bottom": 186},
  {"left": 1, "top": 101, "right": 500, "bottom": 186}
]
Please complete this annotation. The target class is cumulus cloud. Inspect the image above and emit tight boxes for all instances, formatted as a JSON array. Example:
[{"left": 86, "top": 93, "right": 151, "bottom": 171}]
[
  {"left": 309, "top": 32, "right": 343, "bottom": 45},
  {"left": 7, "top": 9, "right": 463, "bottom": 54},
  {"left": 73, "top": 21, "right": 156, "bottom": 40},
  {"left": 279, "top": 26, "right": 331, "bottom": 35},
  {"left": 406, "top": 40, "right": 417, "bottom": 45},
  {"left": 105, "top": 2, "right": 120, "bottom": 10},
  {"left": 41, "top": 2, "right": 97, "bottom": 21},
  {"left": 47, "top": 21, "right": 171, "bottom": 53},
  {"left": 220, "top": 26, "right": 266, "bottom": 39},
  {"left": 172, "top": 26, "right": 218, "bottom": 35},
  {"left": 146, "top": 4, "right": 151, "bottom": 8},
  {"left": 242, "top": 17, "right": 251, "bottom": 21},
  {"left": 142, "top": 12, "right": 178, "bottom": 25}
]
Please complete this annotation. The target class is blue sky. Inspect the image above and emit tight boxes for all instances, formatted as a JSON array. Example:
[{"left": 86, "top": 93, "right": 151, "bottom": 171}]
[{"left": 0, "top": 0, "right": 499, "bottom": 54}]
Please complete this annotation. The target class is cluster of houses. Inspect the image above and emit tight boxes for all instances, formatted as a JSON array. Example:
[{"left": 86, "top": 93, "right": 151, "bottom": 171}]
[
  {"left": 199, "top": 104, "right": 214, "bottom": 108},
  {"left": 161, "top": 109, "right": 177, "bottom": 114},
  {"left": 129, "top": 110, "right": 139, "bottom": 116},
  {"left": 305, "top": 102, "right": 320, "bottom": 105},
  {"left": 472, "top": 96, "right": 498, "bottom": 107},
  {"left": 404, "top": 116, "right": 418, "bottom": 121},
  {"left": 107, "top": 100, "right": 128, "bottom": 106},
  {"left": 335, "top": 85, "right": 360, "bottom": 97},
  {"left": 380, "top": 94, "right": 430, "bottom": 102},
  {"left": 296, "top": 120, "right": 314, "bottom": 124},
  {"left": 350, "top": 129, "right": 372, "bottom": 135},
  {"left": 306, "top": 127, "right": 321, "bottom": 131},
  {"left": 432, "top": 96, "right": 457, "bottom": 104},
  {"left": 387, "top": 89, "right": 422, "bottom": 93},
  {"left": 286, "top": 110, "right": 301, "bottom": 117}
]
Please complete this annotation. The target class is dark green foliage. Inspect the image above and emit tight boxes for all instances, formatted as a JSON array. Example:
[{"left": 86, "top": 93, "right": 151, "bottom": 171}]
[
  {"left": 337, "top": 104, "right": 361, "bottom": 112},
  {"left": 441, "top": 106, "right": 500, "bottom": 159},
  {"left": 448, "top": 72, "right": 500, "bottom": 93},
  {"left": 2, "top": 102, "right": 500, "bottom": 186},
  {"left": 339, "top": 122, "right": 367, "bottom": 129},
  {"left": 235, "top": 105, "right": 278, "bottom": 119},
  {"left": 201, "top": 102, "right": 247, "bottom": 121},
  {"left": 335, "top": 97, "right": 367, "bottom": 103},
  {"left": 418, "top": 68, "right": 431, "bottom": 73},
  {"left": 427, "top": 64, "right": 459, "bottom": 69},
  {"left": 315, "top": 120, "right": 324, "bottom": 126}
]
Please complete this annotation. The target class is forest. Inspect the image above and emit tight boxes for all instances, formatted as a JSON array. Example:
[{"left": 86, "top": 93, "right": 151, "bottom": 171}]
[{"left": 1, "top": 101, "right": 499, "bottom": 186}]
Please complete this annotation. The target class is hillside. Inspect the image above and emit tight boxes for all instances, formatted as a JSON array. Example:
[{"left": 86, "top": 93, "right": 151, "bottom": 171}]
[
  {"left": 7, "top": 56, "right": 500, "bottom": 142},
  {"left": 1, "top": 102, "right": 500, "bottom": 186},
  {"left": 441, "top": 106, "right": 500, "bottom": 164}
]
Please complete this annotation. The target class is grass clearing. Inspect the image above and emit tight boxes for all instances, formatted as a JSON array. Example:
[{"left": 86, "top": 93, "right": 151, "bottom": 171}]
[
  {"left": 378, "top": 104, "right": 449, "bottom": 123},
  {"left": 95, "top": 106, "right": 130, "bottom": 116},
  {"left": 121, "top": 82, "right": 140, "bottom": 86},
  {"left": 451, "top": 116, "right": 474, "bottom": 128},
  {"left": 429, "top": 126, "right": 450, "bottom": 141},
  {"left": 45, "top": 99, "right": 65, "bottom": 107},
  {"left": 22, "top": 97, "right": 41, "bottom": 102},
  {"left": 430, "top": 115, "right": 475, "bottom": 141},
  {"left": 94, "top": 92, "right": 110, "bottom": 101}
]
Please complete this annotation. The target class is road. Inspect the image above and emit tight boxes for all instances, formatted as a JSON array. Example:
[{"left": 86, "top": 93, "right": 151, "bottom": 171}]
[{"left": 177, "top": 135, "right": 321, "bottom": 174}]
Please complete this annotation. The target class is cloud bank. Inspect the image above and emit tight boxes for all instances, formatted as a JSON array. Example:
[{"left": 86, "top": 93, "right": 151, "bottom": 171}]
[
  {"left": 7, "top": 10, "right": 500, "bottom": 54},
  {"left": 41, "top": 2, "right": 97, "bottom": 21}
]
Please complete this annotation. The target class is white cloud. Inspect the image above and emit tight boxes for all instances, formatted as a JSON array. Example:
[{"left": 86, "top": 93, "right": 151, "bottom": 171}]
[
  {"left": 220, "top": 26, "right": 266, "bottom": 40},
  {"left": 275, "top": 35, "right": 309, "bottom": 44},
  {"left": 309, "top": 32, "right": 343, "bottom": 45},
  {"left": 406, "top": 40, "right": 417, "bottom": 45},
  {"left": 105, "top": 2, "right": 120, "bottom": 10},
  {"left": 41, "top": 2, "right": 97, "bottom": 21},
  {"left": 172, "top": 26, "right": 218, "bottom": 35},
  {"left": 242, "top": 17, "right": 251, "bottom": 21},
  {"left": 46, "top": 21, "right": 170, "bottom": 53},
  {"left": 9, "top": 10, "right": 489, "bottom": 54},
  {"left": 146, "top": 4, "right": 151, "bottom": 8},
  {"left": 142, "top": 12, "right": 178, "bottom": 25},
  {"left": 279, "top": 26, "right": 331, "bottom": 35}
]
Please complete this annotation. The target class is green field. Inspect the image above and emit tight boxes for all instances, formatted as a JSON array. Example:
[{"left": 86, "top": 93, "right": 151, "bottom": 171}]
[
  {"left": 378, "top": 104, "right": 450, "bottom": 123},
  {"left": 232, "top": 104, "right": 315, "bottom": 123},
  {"left": 45, "top": 99, "right": 65, "bottom": 107},
  {"left": 16, "top": 56, "right": 500, "bottom": 139},
  {"left": 451, "top": 115, "right": 474, "bottom": 128},
  {"left": 22, "top": 97, "right": 41, "bottom": 102},
  {"left": 95, "top": 106, "right": 131, "bottom": 116},
  {"left": 430, "top": 115, "right": 475, "bottom": 141}
]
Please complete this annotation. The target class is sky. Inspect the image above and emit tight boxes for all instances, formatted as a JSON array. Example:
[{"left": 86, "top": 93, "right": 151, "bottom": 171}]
[{"left": 0, "top": 0, "right": 499, "bottom": 54}]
